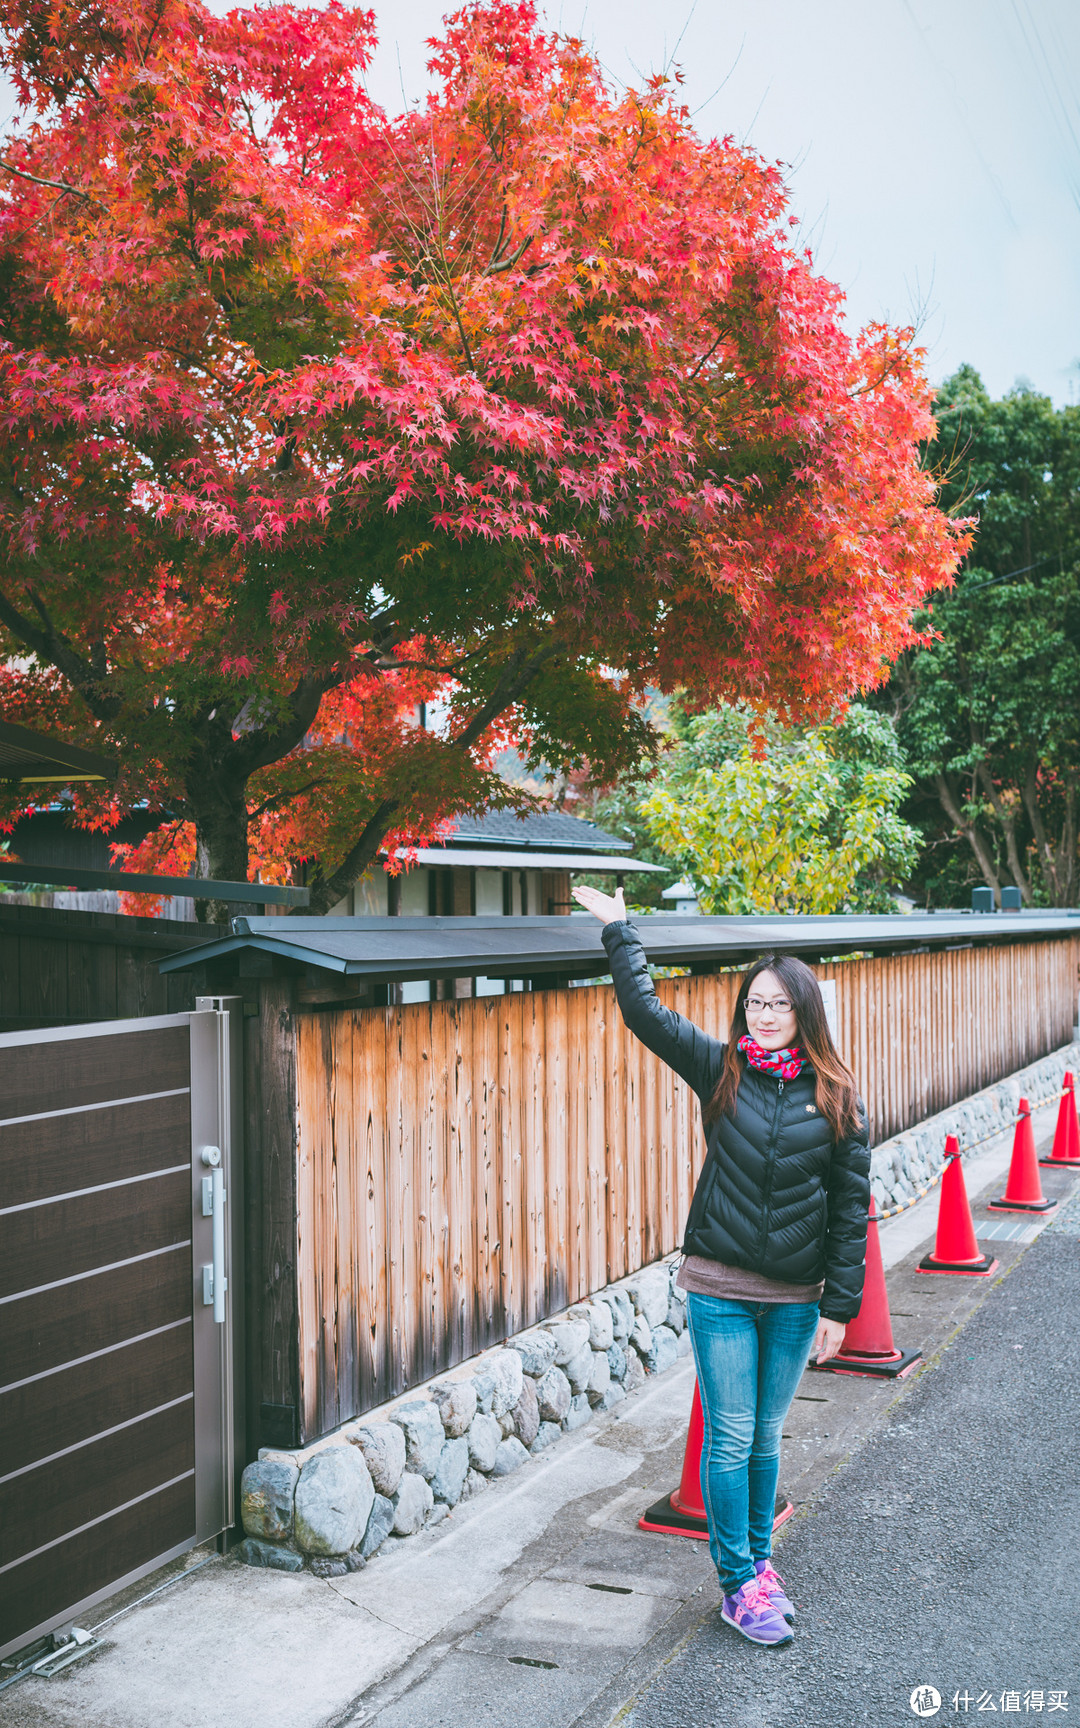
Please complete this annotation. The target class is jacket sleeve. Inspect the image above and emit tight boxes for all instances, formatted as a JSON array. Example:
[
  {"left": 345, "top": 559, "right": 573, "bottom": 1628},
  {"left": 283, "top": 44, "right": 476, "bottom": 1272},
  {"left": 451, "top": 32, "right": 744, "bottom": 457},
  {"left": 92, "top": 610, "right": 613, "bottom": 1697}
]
[
  {"left": 600, "top": 920, "right": 726, "bottom": 1100},
  {"left": 819, "top": 1097, "right": 872, "bottom": 1323}
]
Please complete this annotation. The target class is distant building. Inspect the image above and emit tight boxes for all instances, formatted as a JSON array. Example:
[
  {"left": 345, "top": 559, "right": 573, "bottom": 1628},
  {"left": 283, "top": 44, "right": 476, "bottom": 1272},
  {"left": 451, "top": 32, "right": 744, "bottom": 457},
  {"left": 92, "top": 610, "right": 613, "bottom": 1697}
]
[
  {"left": 335, "top": 809, "right": 665, "bottom": 1000},
  {"left": 337, "top": 809, "right": 663, "bottom": 920}
]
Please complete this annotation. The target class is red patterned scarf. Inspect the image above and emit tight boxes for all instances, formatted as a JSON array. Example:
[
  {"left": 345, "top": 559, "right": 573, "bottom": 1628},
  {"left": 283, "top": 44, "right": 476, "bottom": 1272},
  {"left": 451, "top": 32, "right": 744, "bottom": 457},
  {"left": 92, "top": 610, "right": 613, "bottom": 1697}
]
[{"left": 738, "top": 1033, "right": 804, "bottom": 1079}]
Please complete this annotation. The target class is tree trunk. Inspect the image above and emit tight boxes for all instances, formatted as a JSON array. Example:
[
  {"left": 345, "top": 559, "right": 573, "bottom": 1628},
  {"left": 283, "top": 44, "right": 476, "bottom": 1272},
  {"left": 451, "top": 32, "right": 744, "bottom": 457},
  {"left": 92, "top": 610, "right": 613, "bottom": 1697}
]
[
  {"left": 189, "top": 777, "right": 257, "bottom": 924},
  {"left": 973, "top": 762, "right": 1032, "bottom": 903},
  {"left": 933, "top": 772, "right": 1001, "bottom": 895},
  {"left": 1020, "top": 758, "right": 1078, "bottom": 907}
]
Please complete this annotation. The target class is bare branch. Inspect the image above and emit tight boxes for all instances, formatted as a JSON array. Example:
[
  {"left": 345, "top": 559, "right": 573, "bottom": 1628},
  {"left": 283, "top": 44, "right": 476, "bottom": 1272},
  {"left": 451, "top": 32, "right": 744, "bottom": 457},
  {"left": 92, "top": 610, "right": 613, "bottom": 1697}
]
[
  {"left": 0, "top": 583, "right": 123, "bottom": 719},
  {"left": 0, "top": 159, "right": 106, "bottom": 210}
]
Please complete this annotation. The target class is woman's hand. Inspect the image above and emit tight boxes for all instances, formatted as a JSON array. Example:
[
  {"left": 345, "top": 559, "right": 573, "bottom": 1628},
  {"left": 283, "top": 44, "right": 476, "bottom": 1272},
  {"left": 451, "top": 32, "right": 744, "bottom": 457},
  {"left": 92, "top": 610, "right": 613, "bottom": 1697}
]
[
  {"left": 813, "top": 1317, "right": 846, "bottom": 1364},
  {"left": 571, "top": 885, "right": 627, "bottom": 924}
]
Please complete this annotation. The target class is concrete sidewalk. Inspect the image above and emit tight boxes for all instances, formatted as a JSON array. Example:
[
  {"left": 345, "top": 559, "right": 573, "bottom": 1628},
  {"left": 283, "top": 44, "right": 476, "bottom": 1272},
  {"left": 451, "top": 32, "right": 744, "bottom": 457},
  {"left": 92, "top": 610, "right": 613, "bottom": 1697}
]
[{"left": 3, "top": 1111, "right": 1076, "bottom": 1728}]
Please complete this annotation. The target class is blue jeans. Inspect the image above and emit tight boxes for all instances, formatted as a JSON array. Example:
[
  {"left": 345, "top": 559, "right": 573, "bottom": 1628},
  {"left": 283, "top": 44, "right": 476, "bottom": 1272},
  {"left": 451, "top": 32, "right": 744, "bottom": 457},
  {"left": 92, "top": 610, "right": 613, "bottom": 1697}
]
[{"left": 685, "top": 1290, "right": 820, "bottom": 1597}]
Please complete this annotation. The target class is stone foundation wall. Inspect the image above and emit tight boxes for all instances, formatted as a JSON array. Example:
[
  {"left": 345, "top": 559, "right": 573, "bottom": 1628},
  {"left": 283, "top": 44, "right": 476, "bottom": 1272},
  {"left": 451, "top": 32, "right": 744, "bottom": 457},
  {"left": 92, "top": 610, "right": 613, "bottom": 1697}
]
[
  {"left": 870, "top": 1040, "right": 1080, "bottom": 1213},
  {"left": 237, "top": 1261, "right": 691, "bottom": 1574}
]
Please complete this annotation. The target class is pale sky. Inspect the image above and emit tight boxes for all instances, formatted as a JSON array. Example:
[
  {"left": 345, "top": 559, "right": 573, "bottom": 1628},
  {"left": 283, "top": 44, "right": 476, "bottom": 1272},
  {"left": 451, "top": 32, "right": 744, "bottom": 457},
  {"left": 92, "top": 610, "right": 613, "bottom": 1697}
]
[{"left": 363, "top": 0, "right": 1080, "bottom": 406}]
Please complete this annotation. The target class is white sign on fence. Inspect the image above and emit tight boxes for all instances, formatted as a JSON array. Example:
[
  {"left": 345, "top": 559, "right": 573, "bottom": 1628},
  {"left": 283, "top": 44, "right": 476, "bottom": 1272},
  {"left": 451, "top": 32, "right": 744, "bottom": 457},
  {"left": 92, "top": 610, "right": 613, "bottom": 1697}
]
[{"left": 818, "top": 977, "right": 838, "bottom": 1044}]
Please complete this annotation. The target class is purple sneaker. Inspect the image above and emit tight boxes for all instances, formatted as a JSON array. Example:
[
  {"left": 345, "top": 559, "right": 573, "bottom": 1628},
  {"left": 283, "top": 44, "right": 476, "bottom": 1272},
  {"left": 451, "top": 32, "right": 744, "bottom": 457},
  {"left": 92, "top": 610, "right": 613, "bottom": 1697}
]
[
  {"left": 754, "top": 1558, "right": 796, "bottom": 1622},
  {"left": 720, "top": 1576, "right": 794, "bottom": 1646}
]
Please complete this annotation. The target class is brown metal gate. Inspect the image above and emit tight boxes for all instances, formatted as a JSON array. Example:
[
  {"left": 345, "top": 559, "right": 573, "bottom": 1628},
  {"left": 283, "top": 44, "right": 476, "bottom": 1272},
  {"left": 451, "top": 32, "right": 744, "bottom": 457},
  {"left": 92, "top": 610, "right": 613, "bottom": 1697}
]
[{"left": 0, "top": 1003, "right": 241, "bottom": 1659}]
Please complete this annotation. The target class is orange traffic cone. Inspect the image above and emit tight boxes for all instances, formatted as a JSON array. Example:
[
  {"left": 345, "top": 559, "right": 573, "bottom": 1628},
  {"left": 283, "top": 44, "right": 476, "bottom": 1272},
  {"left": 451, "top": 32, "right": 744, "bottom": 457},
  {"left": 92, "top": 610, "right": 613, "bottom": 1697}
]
[
  {"left": 1040, "top": 1070, "right": 1080, "bottom": 1167},
  {"left": 988, "top": 1098, "right": 1056, "bottom": 1212},
  {"left": 917, "top": 1135, "right": 999, "bottom": 1276},
  {"left": 811, "top": 1199, "right": 921, "bottom": 1378},
  {"left": 638, "top": 1381, "right": 794, "bottom": 1538}
]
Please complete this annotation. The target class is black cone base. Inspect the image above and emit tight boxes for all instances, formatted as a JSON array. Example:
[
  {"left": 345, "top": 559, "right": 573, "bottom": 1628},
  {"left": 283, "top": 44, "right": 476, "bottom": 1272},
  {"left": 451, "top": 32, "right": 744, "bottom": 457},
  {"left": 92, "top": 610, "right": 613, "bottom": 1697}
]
[
  {"left": 986, "top": 1195, "right": 1056, "bottom": 1213},
  {"left": 639, "top": 1492, "right": 793, "bottom": 1540},
  {"left": 808, "top": 1344, "right": 922, "bottom": 1380},
  {"left": 916, "top": 1251, "right": 999, "bottom": 1276}
]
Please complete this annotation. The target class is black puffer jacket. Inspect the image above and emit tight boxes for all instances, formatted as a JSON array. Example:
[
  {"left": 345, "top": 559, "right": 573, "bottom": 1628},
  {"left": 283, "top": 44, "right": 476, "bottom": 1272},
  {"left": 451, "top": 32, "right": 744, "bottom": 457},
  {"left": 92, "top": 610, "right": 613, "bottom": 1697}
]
[{"left": 602, "top": 921, "right": 871, "bottom": 1322}]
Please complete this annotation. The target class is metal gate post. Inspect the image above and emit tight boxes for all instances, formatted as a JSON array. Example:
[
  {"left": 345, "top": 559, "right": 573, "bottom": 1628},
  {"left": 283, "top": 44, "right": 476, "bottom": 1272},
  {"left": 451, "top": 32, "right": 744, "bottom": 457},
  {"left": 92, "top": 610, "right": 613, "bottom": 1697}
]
[{"left": 189, "top": 1000, "right": 244, "bottom": 1542}]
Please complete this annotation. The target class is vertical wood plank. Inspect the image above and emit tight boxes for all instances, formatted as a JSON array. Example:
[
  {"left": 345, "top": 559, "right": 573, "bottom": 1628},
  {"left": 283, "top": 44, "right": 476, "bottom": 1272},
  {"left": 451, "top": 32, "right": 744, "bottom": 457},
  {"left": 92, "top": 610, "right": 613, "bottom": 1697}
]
[
  {"left": 544, "top": 991, "right": 570, "bottom": 1318},
  {"left": 478, "top": 993, "right": 505, "bottom": 1346},
  {"left": 520, "top": 992, "right": 548, "bottom": 1324},
  {"left": 250, "top": 979, "right": 301, "bottom": 1446},
  {"left": 498, "top": 993, "right": 525, "bottom": 1340}
]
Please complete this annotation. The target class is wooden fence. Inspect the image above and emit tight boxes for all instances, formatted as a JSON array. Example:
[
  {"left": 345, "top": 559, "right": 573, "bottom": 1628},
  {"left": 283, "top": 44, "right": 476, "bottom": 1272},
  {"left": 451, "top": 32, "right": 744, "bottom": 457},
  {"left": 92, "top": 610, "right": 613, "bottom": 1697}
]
[
  {"left": 0, "top": 902, "right": 211, "bottom": 1030},
  {"left": 294, "top": 934, "right": 1080, "bottom": 1435}
]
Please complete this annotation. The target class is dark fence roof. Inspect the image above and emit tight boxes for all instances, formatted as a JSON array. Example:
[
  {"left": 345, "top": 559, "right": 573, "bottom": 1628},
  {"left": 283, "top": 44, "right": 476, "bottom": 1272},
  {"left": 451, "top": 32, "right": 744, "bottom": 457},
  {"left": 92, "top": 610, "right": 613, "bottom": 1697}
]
[
  {"left": 435, "top": 809, "right": 633, "bottom": 853},
  {"left": 159, "top": 908, "right": 1080, "bottom": 985},
  {"left": 0, "top": 720, "right": 117, "bottom": 784}
]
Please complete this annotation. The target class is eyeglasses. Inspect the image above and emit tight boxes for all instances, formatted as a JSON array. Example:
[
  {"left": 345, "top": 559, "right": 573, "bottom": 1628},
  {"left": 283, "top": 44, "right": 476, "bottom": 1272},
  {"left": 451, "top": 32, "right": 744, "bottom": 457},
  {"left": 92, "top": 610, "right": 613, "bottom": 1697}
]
[{"left": 745, "top": 996, "right": 793, "bottom": 1015}]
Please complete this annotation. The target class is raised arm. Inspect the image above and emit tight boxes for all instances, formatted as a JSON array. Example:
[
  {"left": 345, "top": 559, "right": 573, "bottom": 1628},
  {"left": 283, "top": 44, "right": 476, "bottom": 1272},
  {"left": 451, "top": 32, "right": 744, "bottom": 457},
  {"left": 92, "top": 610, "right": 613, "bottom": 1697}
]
[{"left": 573, "top": 886, "right": 725, "bottom": 1098}]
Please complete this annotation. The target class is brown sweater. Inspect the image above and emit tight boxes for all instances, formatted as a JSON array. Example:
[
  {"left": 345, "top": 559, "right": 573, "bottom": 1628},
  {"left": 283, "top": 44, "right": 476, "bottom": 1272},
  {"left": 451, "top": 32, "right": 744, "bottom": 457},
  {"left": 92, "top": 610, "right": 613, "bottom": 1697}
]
[{"left": 676, "top": 1254, "right": 824, "bottom": 1304}]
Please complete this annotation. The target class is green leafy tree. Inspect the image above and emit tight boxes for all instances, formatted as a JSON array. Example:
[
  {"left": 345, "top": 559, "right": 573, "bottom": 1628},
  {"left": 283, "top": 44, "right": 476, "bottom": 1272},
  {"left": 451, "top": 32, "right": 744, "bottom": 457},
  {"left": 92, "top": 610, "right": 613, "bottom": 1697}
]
[
  {"left": 638, "top": 703, "right": 919, "bottom": 913},
  {"left": 886, "top": 368, "right": 1080, "bottom": 905}
]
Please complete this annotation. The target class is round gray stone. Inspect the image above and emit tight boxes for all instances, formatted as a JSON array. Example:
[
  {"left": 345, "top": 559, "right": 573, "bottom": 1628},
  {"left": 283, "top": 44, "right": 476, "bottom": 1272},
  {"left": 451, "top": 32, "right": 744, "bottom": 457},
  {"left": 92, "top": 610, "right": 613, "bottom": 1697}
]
[
  {"left": 491, "top": 1437, "right": 530, "bottom": 1477},
  {"left": 543, "top": 1319, "right": 590, "bottom": 1365},
  {"left": 392, "top": 1471, "right": 434, "bottom": 1535},
  {"left": 510, "top": 1374, "right": 540, "bottom": 1449},
  {"left": 586, "top": 1349, "right": 611, "bottom": 1404},
  {"left": 594, "top": 1382, "right": 627, "bottom": 1413},
  {"left": 564, "top": 1341, "right": 594, "bottom": 1395},
  {"left": 235, "top": 1537, "right": 305, "bottom": 1573},
  {"left": 530, "top": 1420, "right": 562, "bottom": 1455},
  {"left": 294, "top": 1447, "right": 374, "bottom": 1557},
  {"left": 240, "top": 1459, "right": 297, "bottom": 1543},
  {"left": 432, "top": 1436, "right": 470, "bottom": 1506},
  {"left": 388, "top": 1401, "right": 445, "bottom": 1480},
  {"left": 507, "top": 1330, "right": 558, "bottom": 1377},
  {"left": 563, "top": 1392, "right": 592, "bottom": 1432},
  {"left": 627, "top": 1267, "right": 671, "bottom": 1329},
  {"left": 467, "top": 1412, "right": 501, "bottom": 1472},
  {"left": 600, "top": 1289, "right": 633, "bottom": 1340},
  {"left": 480, "top": 1349, "right": 524, "bottom": 1417},
  {"left": 461, "top": 1468, "right": 489, "bottom": 1500},
  {"left": 360, "top": 1492, "right": 396, "bottom": 1559},
  {"left": 535, "top": 1364, "right": 572, "bottom": 1424},
  {"left": 581, "top": 1302, "right": 614, "bottom": 1351},
  {"left": 607, "top": 1342, "right": 628, "bottom": 1381},
  {"left": 430, "top": 1379, "right": 477, "bottom": 1438},
  {"left": 630, "top": 1314, "right": 653, "bottom": 1357},
  {"left": 344, "top": 1421, "right": 406, "bottom": 1498},
  {"left": 646, "top": 1323, "right": 679, "bottom": 1376},
  {"left": 624, "top": 1348, "right": 647, "bottom": 1392},
  {"left": 665, "top": 1294, "right": 686, "bottom": 1335}
]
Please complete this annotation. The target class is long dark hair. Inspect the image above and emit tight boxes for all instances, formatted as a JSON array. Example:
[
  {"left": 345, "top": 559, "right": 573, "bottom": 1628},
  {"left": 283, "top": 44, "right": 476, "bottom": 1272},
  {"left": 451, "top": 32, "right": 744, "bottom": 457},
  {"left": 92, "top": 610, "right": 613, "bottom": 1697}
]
[{"left": 706, "top": 953, "right": 861, "bottom": 1138}]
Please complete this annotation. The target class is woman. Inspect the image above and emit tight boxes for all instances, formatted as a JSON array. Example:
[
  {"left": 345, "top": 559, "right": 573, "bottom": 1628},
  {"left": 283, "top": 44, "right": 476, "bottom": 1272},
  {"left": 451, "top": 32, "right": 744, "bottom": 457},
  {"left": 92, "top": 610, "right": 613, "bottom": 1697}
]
[{"left": 573, "top": 885, "right": 870, "bottom": 1650}]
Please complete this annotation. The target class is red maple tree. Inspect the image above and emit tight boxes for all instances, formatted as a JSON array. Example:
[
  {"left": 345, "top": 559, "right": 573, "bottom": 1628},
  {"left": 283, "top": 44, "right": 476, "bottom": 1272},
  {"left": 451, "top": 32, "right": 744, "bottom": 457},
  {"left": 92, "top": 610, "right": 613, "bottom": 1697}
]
[{"left": 0, "top": 0, "right": 966, "bottom": 914}]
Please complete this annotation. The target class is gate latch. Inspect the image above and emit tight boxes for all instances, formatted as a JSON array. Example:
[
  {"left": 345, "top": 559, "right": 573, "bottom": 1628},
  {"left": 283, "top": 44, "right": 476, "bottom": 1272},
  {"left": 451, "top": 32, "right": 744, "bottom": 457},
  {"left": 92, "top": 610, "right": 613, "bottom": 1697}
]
[{"left": 200, "top": 1145, "right": 227, "bottom": 1323}]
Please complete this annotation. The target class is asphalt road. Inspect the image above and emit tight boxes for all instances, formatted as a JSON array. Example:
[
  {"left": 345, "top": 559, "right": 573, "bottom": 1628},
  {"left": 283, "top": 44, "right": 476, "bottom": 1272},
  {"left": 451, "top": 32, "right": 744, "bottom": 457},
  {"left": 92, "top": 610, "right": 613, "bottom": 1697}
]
[{"left": 614, "top": 1187, "right": 1080, "bottom": 1728}]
